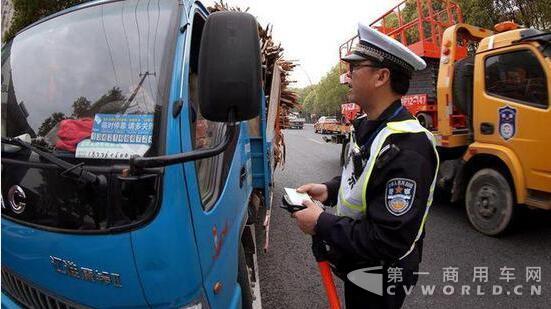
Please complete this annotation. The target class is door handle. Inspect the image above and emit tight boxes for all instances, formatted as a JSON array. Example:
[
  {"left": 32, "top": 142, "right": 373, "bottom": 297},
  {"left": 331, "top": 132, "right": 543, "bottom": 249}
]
[
  {"left": 480, "top": 122, "right": 494, "bottom": 135},
  {"left": 239, "top": 166, "right": 247, "bottom": 188}
]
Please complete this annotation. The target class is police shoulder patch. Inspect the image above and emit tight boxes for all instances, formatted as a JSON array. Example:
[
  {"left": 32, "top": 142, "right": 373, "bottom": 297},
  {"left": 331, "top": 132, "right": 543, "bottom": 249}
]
[{"left": 385, "top": 178, "right": 416, "bottom": 216}]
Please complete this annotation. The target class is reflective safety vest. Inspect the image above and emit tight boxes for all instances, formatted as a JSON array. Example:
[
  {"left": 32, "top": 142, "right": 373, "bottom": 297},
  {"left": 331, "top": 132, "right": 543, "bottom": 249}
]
[{"left": 336, "top": 119, "right": 440, "bottom": 260}]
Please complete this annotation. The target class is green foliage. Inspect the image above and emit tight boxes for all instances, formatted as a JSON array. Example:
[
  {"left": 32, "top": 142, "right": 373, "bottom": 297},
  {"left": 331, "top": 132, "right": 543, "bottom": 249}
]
[
  {"left": 3, "top": 0, "right": 90, "bottom": 43},
  {"left": 87, "top": 87, "right": 127, "bottom": 115},
  {"left": 456, "top": 0, "right": 550, "bottom": 31},
  {"left": 71, "top": 96, "right": 92, "bottom": 118},
  {"left": 298, "top": 65, "right": 349, "bottom": 116},
  {"left": 375, "top": 0, "right": 550, "bottom": 45},
  {"left": 37, "top": 112, "right": 66, "bottom": 137}
]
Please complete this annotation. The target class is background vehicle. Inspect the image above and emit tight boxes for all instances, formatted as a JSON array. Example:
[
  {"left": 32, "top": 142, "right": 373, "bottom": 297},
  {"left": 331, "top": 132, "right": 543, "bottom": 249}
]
[
  {"left": 314, "top": 116, "right": 339, "bottom": 134},
  {"left": 339, "top": 0, "right": 551, "bottom": 236},
  {"left": 1, "top": 1, "right": 293, "bottom": 308},
  {"left": 316, "top": 104, "right": 361, "bottom": 165},
  {"left": 286, "top": 112, "right": 305, "bottom": 129}
]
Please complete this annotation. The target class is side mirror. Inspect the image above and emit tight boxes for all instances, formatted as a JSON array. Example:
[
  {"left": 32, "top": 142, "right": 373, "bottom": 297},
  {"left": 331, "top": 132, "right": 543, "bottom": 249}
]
[
  {"left": 198, "top": 11, "right": 262, "bottom": 122},
  {"left": 129, "top": 12, "right": 261, "bottom": 172}
]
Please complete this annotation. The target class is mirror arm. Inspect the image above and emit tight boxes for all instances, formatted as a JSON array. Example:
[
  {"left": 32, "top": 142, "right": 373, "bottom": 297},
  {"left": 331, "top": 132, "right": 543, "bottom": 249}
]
[{"left": 129, "top": 123, "right": 237, "bottom": 173}]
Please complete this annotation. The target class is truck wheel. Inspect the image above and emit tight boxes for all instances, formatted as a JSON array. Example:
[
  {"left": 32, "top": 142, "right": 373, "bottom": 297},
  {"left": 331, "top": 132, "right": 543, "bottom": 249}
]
[
  {"left": 465, "top": 168, "right": 514, "bottom": 236},
  {"left": 238, "top": 244, "right": 254, "bottom": 309},
  {"left": 417, "top": 113, "right": 433, "bottom": 130}
]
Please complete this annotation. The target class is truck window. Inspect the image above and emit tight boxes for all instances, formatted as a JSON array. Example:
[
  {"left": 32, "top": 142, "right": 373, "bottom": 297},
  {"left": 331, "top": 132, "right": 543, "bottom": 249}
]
[
  {"left": 485, "top": 49, "right": 548, "bottom": 108},
  {"left": 0, "top": 0, "right": 179, "bottom": 232},
  {"left": 188, "top": 12, "right": 236, "bottom": 211}
]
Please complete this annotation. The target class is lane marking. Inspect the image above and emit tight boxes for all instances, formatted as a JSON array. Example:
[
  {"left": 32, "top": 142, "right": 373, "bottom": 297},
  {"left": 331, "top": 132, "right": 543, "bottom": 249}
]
[{"left": 308, "top": 138, "right": 324, "bottom": 145}]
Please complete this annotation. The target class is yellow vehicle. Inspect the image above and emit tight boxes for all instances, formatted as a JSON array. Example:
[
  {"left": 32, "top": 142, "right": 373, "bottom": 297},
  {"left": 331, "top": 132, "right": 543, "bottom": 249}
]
[
  {"left": 436, "top": 22, "right": 551, "bottom": 235},
  {"left": 340, "top": 0, "right": 550, "bottom": 235}
]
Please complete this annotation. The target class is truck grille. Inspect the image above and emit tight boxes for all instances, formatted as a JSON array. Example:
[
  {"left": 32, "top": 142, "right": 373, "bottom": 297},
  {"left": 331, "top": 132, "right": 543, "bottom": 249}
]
[{"left": 1, "top": 267, "right": 85, "bottom": 309}]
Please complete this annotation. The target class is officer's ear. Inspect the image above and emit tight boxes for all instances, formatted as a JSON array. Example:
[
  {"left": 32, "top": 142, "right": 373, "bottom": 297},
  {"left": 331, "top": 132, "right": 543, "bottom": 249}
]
[{"left": 374, "top": 67, "right": 391, "bottom": 88}]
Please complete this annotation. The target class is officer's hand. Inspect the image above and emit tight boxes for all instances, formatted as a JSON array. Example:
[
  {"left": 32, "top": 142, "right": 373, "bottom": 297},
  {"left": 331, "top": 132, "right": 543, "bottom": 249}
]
[
  {"left": 292, "top": 200, "right": 323, "bottom": 235},
  {"left": 296, "top": 183, "right": 328, "bottom": 203}
]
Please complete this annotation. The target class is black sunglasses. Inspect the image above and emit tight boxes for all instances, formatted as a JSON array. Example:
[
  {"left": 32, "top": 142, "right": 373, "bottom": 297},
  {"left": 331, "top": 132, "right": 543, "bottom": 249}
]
[{"left": 349, "top": 63, "right": 383, "bottom": 73}]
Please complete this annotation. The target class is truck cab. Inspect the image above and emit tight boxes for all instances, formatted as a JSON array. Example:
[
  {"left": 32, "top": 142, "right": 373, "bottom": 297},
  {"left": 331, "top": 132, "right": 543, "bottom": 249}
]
[
  {"left": 1, "top": 1, "right": 273, "bottom": 307},
  {"left": 440, "top": 24, "right": 551, "bottom": 235}
]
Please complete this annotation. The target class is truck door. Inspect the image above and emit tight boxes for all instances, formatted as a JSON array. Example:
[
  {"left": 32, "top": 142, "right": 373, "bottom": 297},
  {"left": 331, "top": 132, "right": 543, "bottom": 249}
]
[
  {"left": 474, "top": 45, "right": 551, "bottom": 193},
  {"left": 180, "top": 7, "right": 252, "bottom": 308}
]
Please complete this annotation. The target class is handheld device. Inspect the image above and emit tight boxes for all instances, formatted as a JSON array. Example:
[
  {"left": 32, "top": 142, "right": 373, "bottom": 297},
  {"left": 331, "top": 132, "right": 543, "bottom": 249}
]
[{"left": 280, "top": 187, "right": 312, "bottom": 213}]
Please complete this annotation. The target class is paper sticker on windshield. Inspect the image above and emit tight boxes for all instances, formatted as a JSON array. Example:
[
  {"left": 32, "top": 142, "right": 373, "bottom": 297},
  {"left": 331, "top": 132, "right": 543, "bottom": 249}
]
[
  {"left": 75, "top": 139, "right": 150, "bottom": 160},
  {"left": 385, "top": 178, "right": 416, "bottom": 216},
  {"left": 91, "top": 114, "right": 153, "bottom": 145}
]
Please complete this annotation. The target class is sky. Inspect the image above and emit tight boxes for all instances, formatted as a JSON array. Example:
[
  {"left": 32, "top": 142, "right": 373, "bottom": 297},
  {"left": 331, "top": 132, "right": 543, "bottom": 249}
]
[{"left": 204, "top": 0, "right": 402, "bottom": 88}]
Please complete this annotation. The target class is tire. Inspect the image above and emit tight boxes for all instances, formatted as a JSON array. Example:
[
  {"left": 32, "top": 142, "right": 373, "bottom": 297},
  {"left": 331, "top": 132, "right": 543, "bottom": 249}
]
[
  {"left": 238, "top": 244, "right": 253, "bottom": 309},
  {"left": 452, "top": 55, "right": 475, "bottom": 120},
  {"left": 417, "top": 112, "right": 433, "bottom": 130},
  {"left": 465, "top": 168, "right": 514, "bottom": 236}
]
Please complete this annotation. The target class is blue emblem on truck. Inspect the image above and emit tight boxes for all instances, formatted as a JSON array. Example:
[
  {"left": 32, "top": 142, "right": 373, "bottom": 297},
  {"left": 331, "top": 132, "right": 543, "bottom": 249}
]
[{"left": 499, "top": 106, "right": 516, "bottom": 141}]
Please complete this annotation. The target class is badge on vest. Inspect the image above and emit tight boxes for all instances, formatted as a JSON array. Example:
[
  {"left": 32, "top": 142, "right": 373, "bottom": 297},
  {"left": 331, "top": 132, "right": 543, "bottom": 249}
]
[{"left": 385, "top": 178, "right": 416, "bottom": 216}]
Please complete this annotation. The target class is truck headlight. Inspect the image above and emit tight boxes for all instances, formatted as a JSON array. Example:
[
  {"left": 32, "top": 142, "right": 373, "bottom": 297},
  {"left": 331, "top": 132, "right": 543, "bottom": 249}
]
[{"left": 179, "top": 293, "right": 210, "bottom": 309}]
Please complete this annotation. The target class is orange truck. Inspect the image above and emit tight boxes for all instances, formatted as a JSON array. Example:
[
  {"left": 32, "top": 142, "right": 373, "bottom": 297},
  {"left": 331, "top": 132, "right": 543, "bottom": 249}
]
[
  {"left": 339, "top": 0, "right": 551, "bottom": 235},
  {"left": 318, "top": 103, "right": 361, "bottom": 165}
]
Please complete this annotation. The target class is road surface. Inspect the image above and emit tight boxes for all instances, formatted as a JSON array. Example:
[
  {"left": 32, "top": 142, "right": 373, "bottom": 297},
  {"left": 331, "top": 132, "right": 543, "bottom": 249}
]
[{"left": 258, "top": 124, "right": 551, "bottom": 309}]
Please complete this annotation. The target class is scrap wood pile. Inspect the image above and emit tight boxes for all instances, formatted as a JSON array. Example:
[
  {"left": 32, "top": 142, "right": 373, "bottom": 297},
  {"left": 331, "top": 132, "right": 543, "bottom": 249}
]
[{"left": 209, "top": 1, "right": 299, "bottom": 169}]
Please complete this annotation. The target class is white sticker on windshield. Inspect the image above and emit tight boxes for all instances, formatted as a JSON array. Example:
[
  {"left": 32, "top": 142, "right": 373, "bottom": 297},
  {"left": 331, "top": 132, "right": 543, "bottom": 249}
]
[
  {"left": 91, "top": 114, "right": 153, "bottom": 145},
  {"left": 75, "top": 139, "right": 150, "bottom": 160}
]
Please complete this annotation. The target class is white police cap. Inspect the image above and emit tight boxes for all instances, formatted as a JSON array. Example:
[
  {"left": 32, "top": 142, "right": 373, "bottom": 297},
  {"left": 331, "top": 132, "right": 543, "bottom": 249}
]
[{"left": 342, "top": 23, "right": 427, "bottom": 74}]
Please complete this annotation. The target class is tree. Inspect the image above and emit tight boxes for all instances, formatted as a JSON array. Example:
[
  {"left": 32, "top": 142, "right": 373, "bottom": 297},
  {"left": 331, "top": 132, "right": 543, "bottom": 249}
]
[
  {"left": 376, "top": 0, "right": 550, "bottom": 44},
  {"left": 88, "top": 87, "right": 127, "bottom": 114},
  {"left": 302, "top": 88, "right": 318, "bottom": 114},
  {"left": 38, "top": 112, "right": 66, "bottom": 137},
  {"left": 71, "top": 96, "right": 92, "bottom": 118},
  {"left": 297, "top": 64, "right": 349, "bottom": 116},
  {"left": 3, "top": 0, "right": 91, "bottom": 43},
  {"left": 456, "top": 0, "right": 550, "bottom": 31}
]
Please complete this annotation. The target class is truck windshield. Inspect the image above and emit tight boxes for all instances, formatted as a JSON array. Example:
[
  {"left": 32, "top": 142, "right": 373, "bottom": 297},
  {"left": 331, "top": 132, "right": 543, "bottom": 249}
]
[
  {"left": 1, "top": 0, "right": 179, "bottom": 232},
  {"left": 1, "top": 0, "right": 179, "bottom": 158}
]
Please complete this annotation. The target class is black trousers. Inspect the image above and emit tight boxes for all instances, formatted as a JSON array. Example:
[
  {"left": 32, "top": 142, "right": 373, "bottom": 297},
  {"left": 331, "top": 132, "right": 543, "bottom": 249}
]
[{"left": 343, "top": 266, "right": 419, "bottom": 309}]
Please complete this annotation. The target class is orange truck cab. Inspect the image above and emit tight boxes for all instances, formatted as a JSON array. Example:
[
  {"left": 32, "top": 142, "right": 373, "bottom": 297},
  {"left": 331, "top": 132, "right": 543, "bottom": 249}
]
[{"left": 437, "top": 23, "right": 551, "bottom": 235}]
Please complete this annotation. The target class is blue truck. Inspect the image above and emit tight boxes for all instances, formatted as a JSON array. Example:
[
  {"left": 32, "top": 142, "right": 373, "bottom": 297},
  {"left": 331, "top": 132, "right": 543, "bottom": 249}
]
[{"left": 1, "top": 1, "right": 280, "bottom": 308}]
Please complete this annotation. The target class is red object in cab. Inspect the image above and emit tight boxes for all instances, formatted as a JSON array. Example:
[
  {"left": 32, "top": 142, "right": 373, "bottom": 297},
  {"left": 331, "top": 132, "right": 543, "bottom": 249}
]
[{"left": 55, "top": 118, "right": 94, "bottom": 152}]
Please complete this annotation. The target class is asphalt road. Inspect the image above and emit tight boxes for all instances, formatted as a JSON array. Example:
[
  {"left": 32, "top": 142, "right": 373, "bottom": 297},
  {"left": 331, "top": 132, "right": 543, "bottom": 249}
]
[{"left": 257, "top": 124, "right": 551, "bottom": 309}]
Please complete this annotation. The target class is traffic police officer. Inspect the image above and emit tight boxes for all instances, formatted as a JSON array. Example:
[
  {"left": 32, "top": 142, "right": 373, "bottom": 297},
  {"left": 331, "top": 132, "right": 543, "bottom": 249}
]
[{"left": 293, "top": 23, "right": 439, "bottom": 309}]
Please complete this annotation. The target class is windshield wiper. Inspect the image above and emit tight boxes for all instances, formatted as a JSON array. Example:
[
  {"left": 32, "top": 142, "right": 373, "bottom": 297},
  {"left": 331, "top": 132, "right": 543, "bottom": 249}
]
[{"left": 1, "top": 137, "right": 107, "bottom": 187}]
